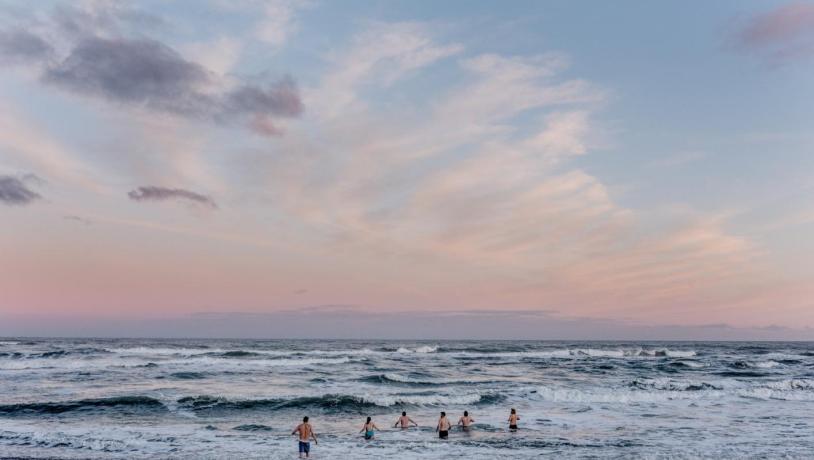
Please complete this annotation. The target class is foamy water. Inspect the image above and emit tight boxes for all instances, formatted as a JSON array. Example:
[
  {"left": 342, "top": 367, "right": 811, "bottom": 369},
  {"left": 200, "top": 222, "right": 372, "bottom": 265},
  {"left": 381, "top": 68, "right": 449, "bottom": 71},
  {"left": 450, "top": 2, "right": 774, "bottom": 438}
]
[{"left": 0, "top": 339, "right": 813, "bottom": 458}]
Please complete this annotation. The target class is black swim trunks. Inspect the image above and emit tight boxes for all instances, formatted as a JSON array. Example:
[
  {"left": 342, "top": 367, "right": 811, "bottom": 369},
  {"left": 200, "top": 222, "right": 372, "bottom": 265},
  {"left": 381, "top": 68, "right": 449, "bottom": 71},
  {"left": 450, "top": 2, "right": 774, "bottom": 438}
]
[
  {"left": 509, "top": 424, "right": 518, "bottom": 430},
  {"left": 439, "top": 430, "right": 448, "bottom": 439}
]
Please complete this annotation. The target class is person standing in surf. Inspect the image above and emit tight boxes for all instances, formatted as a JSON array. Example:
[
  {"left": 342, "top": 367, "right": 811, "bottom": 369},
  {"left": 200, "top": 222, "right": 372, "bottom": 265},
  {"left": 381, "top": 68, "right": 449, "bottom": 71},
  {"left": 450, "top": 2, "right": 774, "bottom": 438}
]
[
  {"left": 436, "top": 411, "right": 452, "bottom": 439},
  {"left": 508, "top": 408, "right": 520, "bottom": 431},
  {"left": 292, "top": 416, "right": 318, "bottom": 458},
  {"left": 360, "top": 416, "right": 380, "bottom": 440},
  {"left": 458, "top": 410, "right": 475, "bottom": 431},
  {"left": 394, "top": 411, "right": 418, "bottom": 429}
]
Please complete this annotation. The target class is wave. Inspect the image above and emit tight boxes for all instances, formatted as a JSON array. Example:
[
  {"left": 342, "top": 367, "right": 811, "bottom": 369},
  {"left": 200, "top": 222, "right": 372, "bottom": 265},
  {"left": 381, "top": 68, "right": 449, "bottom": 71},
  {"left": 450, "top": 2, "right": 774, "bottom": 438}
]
[
  {"left": 177, "top": 391, "right": 499, "bottom": 413},
  {"left": 670, "top": 360, "right": 705, "bottom": 369},
  {"left": 233, "top": 424, "right": 273, "bottom": 431},
  {"left": 106, "top": 346, "right": 377, "bottom": 357},
  {"left": 395, "top": 346, "right": 438, "bottom": 353},
  {"left": 453, "top": 348, "right": 697, "bottom": 360},
  {"left": 359, "top": 373, "right": 495, "bottom": 387},
  {"left": 0, "top": 396, "right": 167, "bottom": 416},
  {"left": 630, "top": 378, "right": 722, "bottom": 391},
  {"left": 731, "top": 360, "right": 780, "bottom": 369},
  {"left": 166, "top": 372, "right": 206, "bottom": 380},
  {"left": 534, "top": 378, "right": 814, "bottom": 403}
]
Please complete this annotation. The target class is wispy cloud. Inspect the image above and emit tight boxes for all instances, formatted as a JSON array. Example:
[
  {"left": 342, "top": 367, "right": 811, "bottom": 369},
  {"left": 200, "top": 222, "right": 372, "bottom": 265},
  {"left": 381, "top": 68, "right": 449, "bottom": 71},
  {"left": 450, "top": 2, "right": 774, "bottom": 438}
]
[
  {"left": 254, "top": 0, "right": 312, "bottom": 49},
  {"left": 0, "top": 174, "right": 42, "bottom": 206},
  {"left": 734, "top": 2, "right": 814, "bottom": 65},
  {"left": 127, "top": 186, "right": 217, "bottom": 208},
  {"left": 64, "top": 215, "right": 92, "bottom": 225}
]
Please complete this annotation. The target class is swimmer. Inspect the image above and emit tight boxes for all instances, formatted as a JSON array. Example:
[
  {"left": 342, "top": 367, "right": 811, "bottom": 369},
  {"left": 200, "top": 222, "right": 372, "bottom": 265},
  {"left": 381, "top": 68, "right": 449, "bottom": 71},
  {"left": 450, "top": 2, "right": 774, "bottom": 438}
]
[
  {"left": 436, "top": 411, "right": 451, "bottom": 439},
  {"left": 508, "top": 408, "right": 520, "bottom": 431},
  {"left": 458, "top": 410, "right": 475, "bottom": 430},
  {"left": 291, "top": 416, "right": 318, "bottom": 458},
  {"left": 394, "top": 411, "right": 418, "bottom": 428},
  {"left": 360, "top": 416, "right": 380, "bottom": 440}
]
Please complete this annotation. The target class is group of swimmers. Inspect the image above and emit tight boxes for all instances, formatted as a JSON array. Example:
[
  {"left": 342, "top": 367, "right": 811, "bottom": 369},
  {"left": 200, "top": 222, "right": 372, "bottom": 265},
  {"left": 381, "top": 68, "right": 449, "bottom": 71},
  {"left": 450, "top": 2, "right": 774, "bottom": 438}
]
[{"left": 291, "top": 408, "right": 521, "bottom": 458}]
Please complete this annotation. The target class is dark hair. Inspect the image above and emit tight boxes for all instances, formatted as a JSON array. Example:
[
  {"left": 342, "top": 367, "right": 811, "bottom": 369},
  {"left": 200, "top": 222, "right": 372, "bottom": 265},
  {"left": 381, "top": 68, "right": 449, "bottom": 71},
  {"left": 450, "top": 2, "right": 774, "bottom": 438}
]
[
  {"left": 402, "top": 411, "right": 406, "bottom": 416},
  {"left": 303, "top": 416, "right": 309, "bottom": 422},
  {"left": 510, "top": 408, "right": 516, "bottom": 414},
  {"left": 366, "top": 416, "right": 372, "bottom": 423},
  {"left": 441, "top": 411, "right": 446, "bottom": 416},
  {"left": 464, "top": 410, "right": 468, "bottom": 416}
]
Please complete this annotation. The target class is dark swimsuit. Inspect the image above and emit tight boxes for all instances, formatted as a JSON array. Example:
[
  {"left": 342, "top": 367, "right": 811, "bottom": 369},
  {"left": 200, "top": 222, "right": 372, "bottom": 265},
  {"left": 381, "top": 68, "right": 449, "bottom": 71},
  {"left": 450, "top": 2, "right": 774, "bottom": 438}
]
[
  {"left": 439, "top": 430, "right": 448, "bottom": 439},
  {"left": 510, "top": 424, "right": 518, "bottom": 430}
]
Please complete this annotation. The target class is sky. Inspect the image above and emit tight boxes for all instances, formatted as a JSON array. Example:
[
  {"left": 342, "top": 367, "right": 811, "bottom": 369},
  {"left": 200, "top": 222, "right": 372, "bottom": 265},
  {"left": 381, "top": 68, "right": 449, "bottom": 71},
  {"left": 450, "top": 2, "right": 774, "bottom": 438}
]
[{"left": 1, "top": 0, "right": 813, "bottom": 339}]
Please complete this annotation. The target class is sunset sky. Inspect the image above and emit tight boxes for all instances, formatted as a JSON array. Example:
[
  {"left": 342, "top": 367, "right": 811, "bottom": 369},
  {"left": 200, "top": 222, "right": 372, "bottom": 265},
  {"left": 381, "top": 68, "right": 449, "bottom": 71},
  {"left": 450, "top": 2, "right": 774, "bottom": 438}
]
[{"left": 1, "top": 0, "right": 813, "bottom": 338}]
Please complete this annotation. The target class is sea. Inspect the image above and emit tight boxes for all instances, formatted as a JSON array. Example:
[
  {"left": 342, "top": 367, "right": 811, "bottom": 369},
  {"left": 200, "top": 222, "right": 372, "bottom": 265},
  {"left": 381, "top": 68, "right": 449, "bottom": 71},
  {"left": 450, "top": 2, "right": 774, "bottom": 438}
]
[{"left": 0, "top": 339, "right": 813, "bottom": 459}]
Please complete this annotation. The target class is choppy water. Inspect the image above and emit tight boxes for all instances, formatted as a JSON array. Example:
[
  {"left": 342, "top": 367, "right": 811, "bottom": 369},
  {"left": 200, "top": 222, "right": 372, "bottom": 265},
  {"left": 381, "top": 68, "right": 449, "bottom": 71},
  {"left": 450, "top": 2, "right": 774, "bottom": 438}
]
[{"left": 1, "top": 339, "right": 813, "bottom": 459}]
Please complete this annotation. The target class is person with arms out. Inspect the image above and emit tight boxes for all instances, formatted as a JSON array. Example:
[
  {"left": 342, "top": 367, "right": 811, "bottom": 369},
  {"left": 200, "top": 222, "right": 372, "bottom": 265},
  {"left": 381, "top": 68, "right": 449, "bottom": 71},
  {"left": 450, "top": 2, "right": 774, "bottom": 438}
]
[
  {"left": 436, "top": 411, "right": 451, "bottom": 439},
  {"left": 458, "top": 410, "right": 475, "bottom": 431},
  {"left": 508, "top": 408, "right": 520, "bottom": 431},
  {"left": 360, "top": 416, "right": 380, "bottom": 440},
  {"left": 394, "top": 411, "right": 418, "bottom": 429},
  {"left": 292, "top": 416, "right": 318, "bottom": 458}
]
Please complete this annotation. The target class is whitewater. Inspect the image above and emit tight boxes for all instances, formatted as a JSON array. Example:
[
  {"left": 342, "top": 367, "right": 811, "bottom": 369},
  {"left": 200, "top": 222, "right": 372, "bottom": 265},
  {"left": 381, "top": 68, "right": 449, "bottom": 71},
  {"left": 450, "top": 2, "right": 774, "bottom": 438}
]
[{"left": 1, "top": 339, "right": 813, "bottom": 459}]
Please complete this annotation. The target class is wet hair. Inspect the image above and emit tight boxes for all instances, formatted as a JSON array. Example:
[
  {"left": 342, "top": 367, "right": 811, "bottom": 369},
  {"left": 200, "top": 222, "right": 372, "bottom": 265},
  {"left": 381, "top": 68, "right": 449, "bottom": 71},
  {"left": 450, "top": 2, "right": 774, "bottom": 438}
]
[
  {"left": 366, "top": 416, "right": 372, "bottom": 423},
  {"left": 303, "top": 416, "right": 309, "bottom": 422},
  {"left": 441, "top": 411, "right": 446, "bottom": 416},
  {"left": 510, "top": 408, "right": 516, "bottom": 414},
  {"left": 402, "top": 411, "right": 407, "bottom": 416},
  {"left": 464, "top": 410, "right": 468, "bottom": 416}
]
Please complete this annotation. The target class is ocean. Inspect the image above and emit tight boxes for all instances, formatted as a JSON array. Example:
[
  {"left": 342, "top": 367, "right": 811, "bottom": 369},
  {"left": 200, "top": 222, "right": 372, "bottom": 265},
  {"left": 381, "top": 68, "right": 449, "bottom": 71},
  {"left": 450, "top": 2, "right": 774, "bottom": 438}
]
[{"left": 0, "top": 339, "right": 813, "bottom": 459}]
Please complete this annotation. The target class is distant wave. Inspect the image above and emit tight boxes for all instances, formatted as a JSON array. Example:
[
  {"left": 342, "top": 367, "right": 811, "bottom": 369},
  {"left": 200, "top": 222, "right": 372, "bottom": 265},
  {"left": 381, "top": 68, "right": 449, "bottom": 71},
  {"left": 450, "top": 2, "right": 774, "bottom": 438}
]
[
  {"left": 396, "top": 346, "right": 438, "bottom": 353},
  {"left": 359, "top": 373, "right": 497, "bottom": 387},
  {"left": 731, "top": 360, "right": 781, "bottom": 369},
  {"left": 233, "top": 424, "right": 273, "bottom": 432},
  {"left": 453, "top": 348, "right": 697, "bottom": 359},
  {"left": 534, "top": 378, "right": 814, "bottom": 403},
  {"left": 0, "top": 396, "right": 166, "bottom": 416},
  {"left": 166, "top": 372, "right": 206, "bottom": 380},
  {"left": 177, "top": 392, "right": 499, "bottom": 412},
  {"left": 105, "top": 346, "right": 378, "bottom": 357}
]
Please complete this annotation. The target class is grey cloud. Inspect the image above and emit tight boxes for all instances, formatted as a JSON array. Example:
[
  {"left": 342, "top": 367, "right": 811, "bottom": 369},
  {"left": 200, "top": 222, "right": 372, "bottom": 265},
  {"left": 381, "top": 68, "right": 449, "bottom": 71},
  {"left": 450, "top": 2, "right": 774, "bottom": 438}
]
[
  {"left": 41, "top": 36, "right": 302, "bottom": 134},
  {"left": 128, "top": 186, "right": 217, "bottom": 208},
  {"left": 0, "top": 174, "right": 42, "bottom": 206},
  {"left": 224, "top": 77, "right": 303, "bottom": 118},
  {"left": 3, "top": 2, "right": 302, "bottom": 136},
  {"left": 44, "top": 37, "right": 214, "bottom": 116},
  {"left": 0, "top": 29, "right": 53, "bottom": 62}
]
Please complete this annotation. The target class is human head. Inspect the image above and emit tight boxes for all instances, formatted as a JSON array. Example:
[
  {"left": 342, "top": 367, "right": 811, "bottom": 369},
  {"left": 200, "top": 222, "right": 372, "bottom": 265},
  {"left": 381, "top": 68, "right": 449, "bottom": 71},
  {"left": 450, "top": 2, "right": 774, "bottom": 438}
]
[
  {"left": 464, "top": 410, "right": 468, "bottom": 416},
  {"left": 303, "top": 416, "right": 309, "bottom": 422},
  {"left": 510, "top": 408, "right": 516, "bottom": 414},
  {"left": 440, "top": 411, "right": 446, "bottom": 417},
  {"left": 402, "top": 411, "right": 406, "bottom": 416},
  {"left": 366, "top": 416, "right": 371, "bottom": 423}
]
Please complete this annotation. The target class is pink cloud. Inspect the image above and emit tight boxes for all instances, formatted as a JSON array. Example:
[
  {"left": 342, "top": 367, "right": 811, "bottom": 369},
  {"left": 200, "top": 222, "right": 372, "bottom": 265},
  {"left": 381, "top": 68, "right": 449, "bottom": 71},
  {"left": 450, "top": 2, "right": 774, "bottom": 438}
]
[{"left": 737, "top": 2, "right": 814, "bottom": 64}]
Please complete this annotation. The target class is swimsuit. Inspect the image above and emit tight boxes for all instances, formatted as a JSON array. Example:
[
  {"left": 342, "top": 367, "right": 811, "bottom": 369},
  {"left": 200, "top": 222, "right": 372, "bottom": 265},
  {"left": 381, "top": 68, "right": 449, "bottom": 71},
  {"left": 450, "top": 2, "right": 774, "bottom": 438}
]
[
  {"left": 364, "top": 430, "right": 374, "bottom": 440},
  {"left": 298, "top": 441, "right": 310, "bottom": 453},
  {"left": 439, "top": 430, "right": 448, "bottom": 439},
  {"left": 510, "top": 424, "right": 518, "bottom": 430}
]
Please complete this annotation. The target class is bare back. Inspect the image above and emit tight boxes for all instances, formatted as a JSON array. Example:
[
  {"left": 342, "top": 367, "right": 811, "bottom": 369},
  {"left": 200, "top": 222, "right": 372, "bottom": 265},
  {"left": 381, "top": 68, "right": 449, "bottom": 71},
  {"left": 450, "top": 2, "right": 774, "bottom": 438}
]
[{"left": 295, "top": 423, "right": 312, "bottom": 441}]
